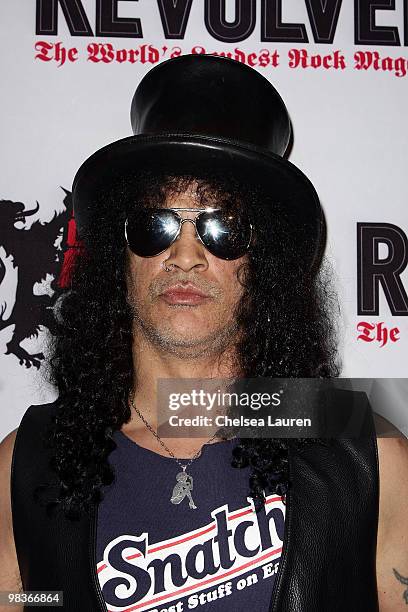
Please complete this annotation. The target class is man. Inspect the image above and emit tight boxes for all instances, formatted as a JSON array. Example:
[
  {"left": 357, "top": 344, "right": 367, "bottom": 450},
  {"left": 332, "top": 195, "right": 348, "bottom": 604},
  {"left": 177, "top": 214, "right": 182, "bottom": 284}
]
[{"left": 1, "top": 54, "right": 408, "bottom": 612}]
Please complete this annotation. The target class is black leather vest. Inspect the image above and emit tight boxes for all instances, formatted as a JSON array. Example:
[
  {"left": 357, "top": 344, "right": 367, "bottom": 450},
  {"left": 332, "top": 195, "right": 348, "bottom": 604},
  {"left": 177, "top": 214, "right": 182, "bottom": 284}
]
[{"left": 11, "top": 393, "right": 380, "bottom": 611}]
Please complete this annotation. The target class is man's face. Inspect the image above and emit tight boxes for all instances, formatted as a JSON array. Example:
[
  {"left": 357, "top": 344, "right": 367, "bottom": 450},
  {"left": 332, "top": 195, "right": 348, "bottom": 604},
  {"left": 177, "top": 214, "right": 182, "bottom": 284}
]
[{"left": 125, "top": 181, "right": 248, "bottom": 358}]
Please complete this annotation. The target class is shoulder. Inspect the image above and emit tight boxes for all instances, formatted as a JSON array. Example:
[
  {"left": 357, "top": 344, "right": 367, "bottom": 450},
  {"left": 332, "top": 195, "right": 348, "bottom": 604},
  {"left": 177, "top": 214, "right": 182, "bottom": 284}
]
[
  {"left": 10, "top": 402, "right": 58, "bottom": 481},
  {"left": 376, "top": 422, "right": 408, "bottom": 610},
  {"left": 0, "top": 426, "right": 19, "bottom": 517},
  {"left": 18, "top": 401, "right": 58, "bottom": 426},
  {"left": 0, "top": 402, "right": 57, "bottom": 593},
  {"left": 375, "top": 412, "right": 408, "bottom": 533},
  {"left": 376, "top": 426, "right": 408, "bottom": 526},
  {"left": 0, "top": 428, "right": 22, "bottom": 592},
  {"left": 13, "top": 402, "right": 57, "bottom": 447},
  {"left": 374, "top": 412, "right": 406, "bottom": 438},
  {"left": 0, "top": 401, "right": 57, "bottom": 484},
  {"left": 375, "top": 412, "right": 408, "bottom": 529},
  {"left": 0, "top": 428, "right": 19, "bottom": 485},
  {"left": 5, "top": 402, "right": 58, "bottom": 504}
]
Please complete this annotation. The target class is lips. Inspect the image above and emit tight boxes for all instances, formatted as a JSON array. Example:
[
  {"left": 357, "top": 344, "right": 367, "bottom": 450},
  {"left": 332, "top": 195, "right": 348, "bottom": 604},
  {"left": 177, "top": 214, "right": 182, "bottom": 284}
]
[{"left": 160, "top": 284, "right": 211, "bottom": 305}]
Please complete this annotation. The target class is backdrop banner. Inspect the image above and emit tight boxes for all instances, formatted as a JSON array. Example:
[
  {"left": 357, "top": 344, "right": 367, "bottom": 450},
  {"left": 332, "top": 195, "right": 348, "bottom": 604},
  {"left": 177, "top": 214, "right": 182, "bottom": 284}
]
[{"left": 1, "top": 1, "right": 407, "bottom": 438}]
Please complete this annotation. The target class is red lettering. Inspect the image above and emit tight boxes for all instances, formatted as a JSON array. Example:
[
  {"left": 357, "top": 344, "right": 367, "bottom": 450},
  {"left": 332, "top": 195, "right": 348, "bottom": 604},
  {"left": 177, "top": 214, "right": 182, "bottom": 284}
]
[
  {"left": 288, "top": 48, "right": 346, "bottom": 70},
  {"left": 87, "top": 42, "right": 115, "bottom": 63},
  {"left": 191, "top": 46, "right": 206, "bottom": 55},
  {"left": 376, "top": 322, "right": 388, "bottom": 347},
  {"left": 34, "top": 41, "right": 54, "bottom": 62},
  {"left": 357, "top": 322, "right": 400, "bottom": 346},
  {"left": 34, "top": 41, "right": 78, "bottom": 67},
  {"left": 354, "top": 51, "right": 408, "bottom": 78},
  {"left": 357, "top": 321, "right": 376, "bottom": 342},
  {"left": 390, "top": 327, "right": 400, "bottom": 342}
]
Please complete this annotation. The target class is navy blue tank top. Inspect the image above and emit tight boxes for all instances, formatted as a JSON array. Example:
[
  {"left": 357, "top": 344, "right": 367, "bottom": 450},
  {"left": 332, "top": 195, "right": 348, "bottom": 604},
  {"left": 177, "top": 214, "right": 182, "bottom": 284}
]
[{"left": 96, "top": 430, "right": 286, "bottom": 611}]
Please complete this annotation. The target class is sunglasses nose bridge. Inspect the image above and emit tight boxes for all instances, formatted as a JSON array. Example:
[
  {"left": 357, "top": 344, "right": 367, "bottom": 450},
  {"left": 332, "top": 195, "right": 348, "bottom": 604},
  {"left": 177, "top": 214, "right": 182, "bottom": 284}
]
[
  {"left": 177, "top": 216, "right": 200, "bottom": 241},
  {"left": 164, "top": 214, "right": 210, "bottom": 272}
]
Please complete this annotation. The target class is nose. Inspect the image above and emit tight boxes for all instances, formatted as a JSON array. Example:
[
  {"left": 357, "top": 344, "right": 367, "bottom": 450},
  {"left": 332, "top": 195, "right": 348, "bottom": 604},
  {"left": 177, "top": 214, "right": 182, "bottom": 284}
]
[{"left": 163, "top": 218, "right": 209, "bottom": 273}]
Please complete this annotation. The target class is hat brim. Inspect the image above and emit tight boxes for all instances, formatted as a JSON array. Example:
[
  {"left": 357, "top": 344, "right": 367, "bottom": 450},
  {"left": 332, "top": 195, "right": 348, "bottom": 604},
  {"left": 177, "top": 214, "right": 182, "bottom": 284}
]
[{"left": 72, "top": 134, "right": 326, "bottom": 273}]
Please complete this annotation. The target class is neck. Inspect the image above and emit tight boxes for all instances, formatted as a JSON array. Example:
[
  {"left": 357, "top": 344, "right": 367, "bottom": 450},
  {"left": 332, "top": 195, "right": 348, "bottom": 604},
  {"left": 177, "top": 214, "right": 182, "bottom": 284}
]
[{"left": 125, "top": 321, "right": 241, "bottom": 447}]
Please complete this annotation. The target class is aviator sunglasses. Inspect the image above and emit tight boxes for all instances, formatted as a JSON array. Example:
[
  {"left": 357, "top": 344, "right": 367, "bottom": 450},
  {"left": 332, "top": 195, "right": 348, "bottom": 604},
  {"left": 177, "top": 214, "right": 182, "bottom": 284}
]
[{"left": 124, "top": 207, "right": 253, "bottom": 260}]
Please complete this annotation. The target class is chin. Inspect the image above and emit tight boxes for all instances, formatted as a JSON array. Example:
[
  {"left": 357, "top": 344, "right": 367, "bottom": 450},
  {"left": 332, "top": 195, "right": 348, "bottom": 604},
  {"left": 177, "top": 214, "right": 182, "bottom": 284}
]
[
  {"left": 147, "top": 305, "right": 229, "bottom": 342},
  {"left": 158, "top": 303, "right": 213, "bottom": 323},
  {"left": 159, "top": 323, "right": 212, "bottom": 344}
]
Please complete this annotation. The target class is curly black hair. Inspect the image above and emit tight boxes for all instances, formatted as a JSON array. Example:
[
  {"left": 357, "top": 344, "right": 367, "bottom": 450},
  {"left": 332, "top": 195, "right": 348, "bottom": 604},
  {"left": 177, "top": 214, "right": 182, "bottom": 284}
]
[{"left": 39, "top": 166, "right": 340, "bottom": 520}]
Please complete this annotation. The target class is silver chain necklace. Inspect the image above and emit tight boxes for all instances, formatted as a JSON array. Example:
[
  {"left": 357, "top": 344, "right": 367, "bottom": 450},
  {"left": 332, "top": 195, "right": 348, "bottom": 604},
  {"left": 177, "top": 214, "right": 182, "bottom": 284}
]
[{"left": 129, "top": 396, "right": 218, "bottom": 510}]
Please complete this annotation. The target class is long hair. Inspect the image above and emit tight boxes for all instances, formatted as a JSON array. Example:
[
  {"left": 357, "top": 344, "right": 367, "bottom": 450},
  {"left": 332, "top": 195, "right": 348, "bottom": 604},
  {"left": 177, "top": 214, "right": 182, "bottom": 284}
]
[{"left": 39, "top": 167, "right": 340, "bottom": 520}]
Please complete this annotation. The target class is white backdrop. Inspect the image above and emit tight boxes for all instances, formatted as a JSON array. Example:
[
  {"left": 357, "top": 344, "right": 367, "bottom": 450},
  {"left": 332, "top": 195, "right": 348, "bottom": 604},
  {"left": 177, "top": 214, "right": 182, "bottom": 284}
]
[{"left": 1, "top": 1, "right": 407, "bottom": 439}]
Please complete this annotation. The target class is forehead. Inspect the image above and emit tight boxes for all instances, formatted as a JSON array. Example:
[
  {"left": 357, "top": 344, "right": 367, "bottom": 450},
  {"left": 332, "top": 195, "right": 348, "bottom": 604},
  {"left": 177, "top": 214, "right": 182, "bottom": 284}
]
[
  {"left": 149, "top": 176, "right": 244, "bottom": 216},
  {"left": 163, "top": 180, "right": 204, "bottom": 208},
  {"left": 120, "top": 171, "right": 248, "bottom": 217}
]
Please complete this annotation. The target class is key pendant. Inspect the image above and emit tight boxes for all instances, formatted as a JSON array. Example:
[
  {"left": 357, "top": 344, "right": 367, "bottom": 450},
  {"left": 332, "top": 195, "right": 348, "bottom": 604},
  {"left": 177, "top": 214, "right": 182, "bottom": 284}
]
[{"left": 170, "top": 466, "right": 197, "bottom": 509}]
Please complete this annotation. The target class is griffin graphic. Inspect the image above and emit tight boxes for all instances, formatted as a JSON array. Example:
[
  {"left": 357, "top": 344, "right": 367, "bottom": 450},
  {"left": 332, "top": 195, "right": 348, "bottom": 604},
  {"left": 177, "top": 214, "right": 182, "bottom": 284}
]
[{"left": 0, "top": 188, "right": 79, "bottom": 368}]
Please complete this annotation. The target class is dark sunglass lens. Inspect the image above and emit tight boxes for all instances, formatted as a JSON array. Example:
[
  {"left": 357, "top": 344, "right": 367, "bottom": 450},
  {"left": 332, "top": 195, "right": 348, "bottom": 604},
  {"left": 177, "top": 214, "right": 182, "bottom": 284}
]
[
  {"left": 196, "top": 210, "right": 252, "bottom": 259},
  {"left": 125, "top": 209, "right": 180, "bottom": 256}
]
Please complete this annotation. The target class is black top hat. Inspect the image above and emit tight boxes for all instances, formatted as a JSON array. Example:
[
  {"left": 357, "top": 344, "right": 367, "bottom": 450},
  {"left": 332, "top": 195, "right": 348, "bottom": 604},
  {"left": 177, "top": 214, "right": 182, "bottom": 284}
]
[{"left": 72, "top": 53, "right": 326, "bottom": 272}]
